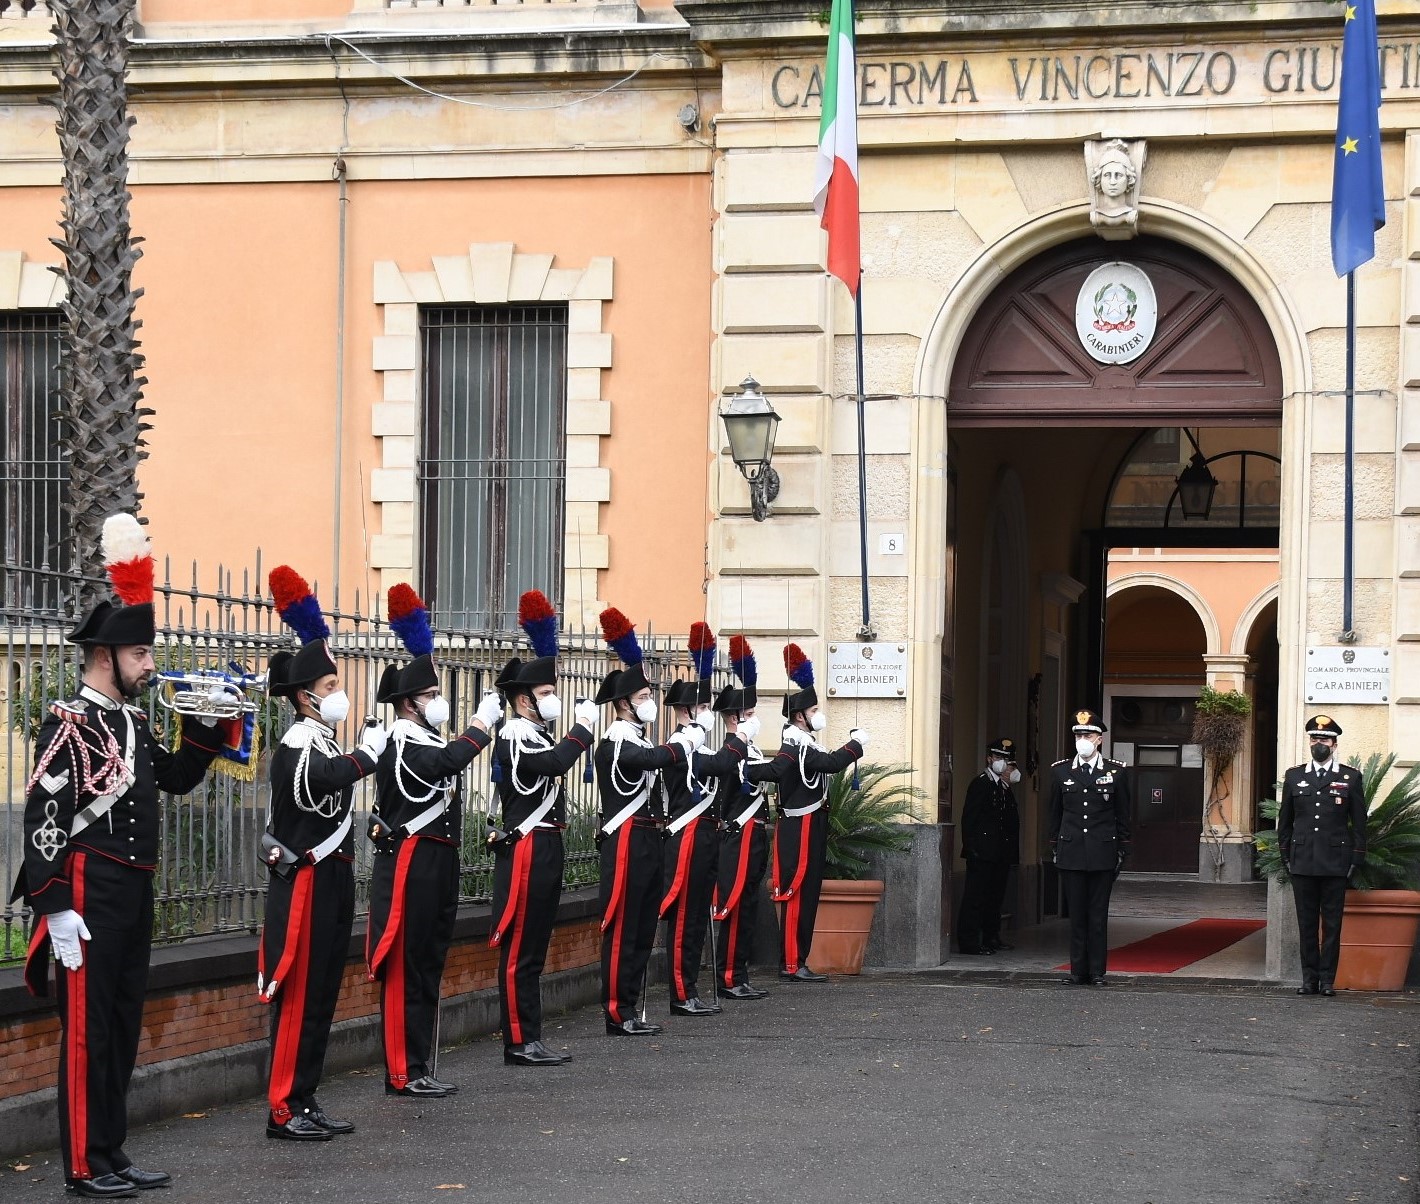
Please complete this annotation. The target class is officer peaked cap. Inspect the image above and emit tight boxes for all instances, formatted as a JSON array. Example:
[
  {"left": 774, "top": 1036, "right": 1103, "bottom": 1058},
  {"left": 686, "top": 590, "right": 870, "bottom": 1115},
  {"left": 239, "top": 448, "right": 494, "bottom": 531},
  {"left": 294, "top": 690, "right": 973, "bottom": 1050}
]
[
  {"left": 1070, "top": 708, "right": 1106, "bottom": 734},
  {"left": 1305, "top": 714, "right": 1343, "bottom": 739},
  {"left": 988, "top": 737, "right": 1017, "bottom": 759}
]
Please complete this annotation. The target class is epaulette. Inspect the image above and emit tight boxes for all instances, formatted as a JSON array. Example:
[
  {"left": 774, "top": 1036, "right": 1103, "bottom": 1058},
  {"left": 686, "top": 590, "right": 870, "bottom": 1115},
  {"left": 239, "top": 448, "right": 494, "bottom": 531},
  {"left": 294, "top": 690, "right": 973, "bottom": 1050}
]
[
  {"left": 1287, "top": 762, "right": 1307, "bottom": 772},
  {"left": 1051, "top": 757, "right": 1069, "bottom": 767},
  {"left": 280, "top": 723, "right": 320, "bottom": 750},
  {"left": 1105, "top": 757, "right": 1126, "bottom": 767},
  {"left": 49, "top": 700, "right": 86, "bottom": 724},
  {"left": 123, "top": 703, "right": 148, "bottom": 719}
]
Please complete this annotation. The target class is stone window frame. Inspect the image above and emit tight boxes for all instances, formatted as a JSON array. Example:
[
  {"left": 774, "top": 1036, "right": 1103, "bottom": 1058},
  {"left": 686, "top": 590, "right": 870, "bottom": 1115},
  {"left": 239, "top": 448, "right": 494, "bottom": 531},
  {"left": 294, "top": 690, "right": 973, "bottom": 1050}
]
[{"left": 369, "top": 242, "right": 612, "bottom": 628}]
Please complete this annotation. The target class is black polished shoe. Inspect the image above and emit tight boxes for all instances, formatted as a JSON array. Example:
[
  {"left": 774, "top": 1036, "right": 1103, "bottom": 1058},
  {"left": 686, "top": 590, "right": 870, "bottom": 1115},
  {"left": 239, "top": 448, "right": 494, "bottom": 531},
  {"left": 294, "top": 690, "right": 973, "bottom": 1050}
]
[
  {"left": 671, "top": 996, "right": 719, "bottom": 1016},
  {"left": 114, "top": 1166, "right": 172, "bottom": 1189},
  {"left": 1320, "top": 984, "right": 1337, "bottom": 997},
  {"left": 505, "top": 1041, "right": 567, "bottom": 1066},
  {"left": 308, "top": 1109, "right": 354, "bottom": 1135},
  {"left": 605, "top": 1017, "right": 663, "bottom": 1036},
  {"left": 1090, "top": 977, "right": 1108, "bottom": 987},
  {"left": 425, "top": 1075, "right": 460, "bottom": 1092},
  {"left": 722, "top": 983, "right": 769, "bottom": 1000},
  {"left": 957, "top": 947, "right": 995, "bottom": 956},
  {"left": 1296, "top": 983, "right": 1320, "bottom": 996},
  {"left": 385, "top": 1076, "right": 448, "bottom": 1098},
  {"left": 65, "top": 1177, "right": 139, "bottom": 1199},
  {"left": 779, "top": 966, "right": 829, "bottom": 982},
  {"left": 986, "top": 940, "right": 1015, "bottom": 952},
  {"left": 265, "top": 1115, "right": 333, "bottom": 1141},
  {"left": 1061, "top": 975, "right": 1087, "bottom": 986}
]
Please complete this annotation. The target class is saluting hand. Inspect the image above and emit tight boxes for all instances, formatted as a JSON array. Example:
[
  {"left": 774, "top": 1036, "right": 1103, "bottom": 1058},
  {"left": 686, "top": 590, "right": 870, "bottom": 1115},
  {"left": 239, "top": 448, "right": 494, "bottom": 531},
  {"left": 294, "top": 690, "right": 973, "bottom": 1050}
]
[{"left": 574, "top": 699, "right": 599, "bottom": 731}]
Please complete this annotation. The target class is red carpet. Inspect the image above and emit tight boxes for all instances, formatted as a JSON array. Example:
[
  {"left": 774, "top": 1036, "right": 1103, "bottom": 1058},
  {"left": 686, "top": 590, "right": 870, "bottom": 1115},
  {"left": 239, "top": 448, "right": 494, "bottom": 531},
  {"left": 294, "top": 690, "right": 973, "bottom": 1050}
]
[{"left": 1054, "top": 918, "right": 1266, "bottom": 974}]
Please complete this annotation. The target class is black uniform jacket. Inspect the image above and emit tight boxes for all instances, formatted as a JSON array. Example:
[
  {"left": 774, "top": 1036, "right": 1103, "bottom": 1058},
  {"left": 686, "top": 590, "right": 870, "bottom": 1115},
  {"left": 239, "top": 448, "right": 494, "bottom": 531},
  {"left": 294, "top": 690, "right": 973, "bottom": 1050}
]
[
  {"left": 373, "top": 717, "right": 492, "bottom": 843},
  {"left": 718, "top": 737, "right": 772, "bottom": 828},
  {"left": 1277, "top": 760, "right": 1367, "bottom": 877},
  {"left": 16, "top": 684, "right": 222, "bottom": 914},
  {"left": 960, "top": 770, "right": 1021, "bottom": 865},
  {"left": 493, "top": 716, "right": 594, "bottom": 831},
  {"left": 267, "top": 717, "right": 377, "bottom": 860},
  {"left": 593, "top": 719, "right": 689, "bottom": 826},
  {"left": 751, "top": 728, "right": 863, "bottom": 813},
  {"left": 661, "top": 728, "right": 747, "bottom": 822},
  {"left": 1047, "top": 755, "right": 1132, "bottom": 873}
]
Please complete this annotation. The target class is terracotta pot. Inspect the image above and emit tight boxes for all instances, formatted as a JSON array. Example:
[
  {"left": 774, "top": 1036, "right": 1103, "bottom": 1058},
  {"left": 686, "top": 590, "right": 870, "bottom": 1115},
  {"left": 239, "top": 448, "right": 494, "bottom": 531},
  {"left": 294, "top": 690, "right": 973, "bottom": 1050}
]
[
  {"left": 1334, "top": 889, "right": 1420, "bottom": 991},
  {"left": 808, "top": 879, "right": 884, "bottom": 975}
]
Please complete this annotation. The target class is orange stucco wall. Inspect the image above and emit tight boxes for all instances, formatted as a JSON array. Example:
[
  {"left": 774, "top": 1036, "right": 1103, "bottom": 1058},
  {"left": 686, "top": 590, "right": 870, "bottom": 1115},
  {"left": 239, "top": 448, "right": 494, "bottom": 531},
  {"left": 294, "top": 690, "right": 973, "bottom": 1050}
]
[{"left": 138, "top": 0, "right": 351, "bottom": 21}]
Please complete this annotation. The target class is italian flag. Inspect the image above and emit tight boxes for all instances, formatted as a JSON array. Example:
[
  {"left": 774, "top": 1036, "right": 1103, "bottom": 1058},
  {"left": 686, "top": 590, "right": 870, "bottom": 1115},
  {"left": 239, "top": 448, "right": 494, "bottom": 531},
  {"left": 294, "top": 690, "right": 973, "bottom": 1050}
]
[{"left": 812, "top": 0, "right": 860, "bottom": 296}]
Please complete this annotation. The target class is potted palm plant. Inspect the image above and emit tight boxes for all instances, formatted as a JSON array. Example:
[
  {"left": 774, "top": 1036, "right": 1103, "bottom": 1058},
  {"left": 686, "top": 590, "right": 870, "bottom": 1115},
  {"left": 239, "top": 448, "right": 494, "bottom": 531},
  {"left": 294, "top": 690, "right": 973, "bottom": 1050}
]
[
  {"left": 810, "top": 762, "right": 918, "bottom": 975},
  {"left": 1254, "top": 753, "right": 1420, "bottom": 991}
]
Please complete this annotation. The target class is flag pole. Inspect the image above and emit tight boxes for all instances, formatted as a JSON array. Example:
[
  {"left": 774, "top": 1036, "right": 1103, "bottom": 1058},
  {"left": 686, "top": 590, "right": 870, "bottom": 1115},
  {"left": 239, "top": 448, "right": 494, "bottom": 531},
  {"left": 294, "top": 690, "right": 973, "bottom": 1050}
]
[
  {"left": 854, "top": 286, "right": 873, "bottom": 641},
  {"left": 1343, "top": 270, "right": 1356, "bottom": 639}
]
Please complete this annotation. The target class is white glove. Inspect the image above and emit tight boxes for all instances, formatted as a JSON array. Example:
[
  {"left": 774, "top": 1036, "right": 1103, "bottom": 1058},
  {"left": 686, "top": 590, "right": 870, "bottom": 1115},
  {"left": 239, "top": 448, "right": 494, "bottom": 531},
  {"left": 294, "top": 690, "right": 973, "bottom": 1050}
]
[
  {"left": 573, "top": 700, "right": 599, "bottom": 731},
  {"left": 196, "top": 686, "right": 229, "bottom": 728},
  {"left": 848, "top": 727, "right": 868, "bottom": 748},
  {"left": 49, "top": 909, "right": 91, "bottom": 971},
  {"left": 739, "top": 715, "right": 761, "bottom": 744},
  {"left": 475, "top": 691, "right": 504, "bottom": 729},
  {"left": 671, "top": 724, "right": 706, "bottom": 753},
  {"left": 358, "top": 721, "right": 388, "bottom": 760}
]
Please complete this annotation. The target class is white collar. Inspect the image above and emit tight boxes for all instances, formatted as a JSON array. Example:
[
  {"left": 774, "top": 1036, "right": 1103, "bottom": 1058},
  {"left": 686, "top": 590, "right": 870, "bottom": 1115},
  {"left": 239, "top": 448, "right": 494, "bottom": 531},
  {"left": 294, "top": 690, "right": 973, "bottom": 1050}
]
[
  {"left": 780, "top": 724, "right": 817, "bottom": 749},
  {"left": 1310, "top": 761, "right": 1333, "bottom": 775},
  {"left": 1073, "top": 753, "right": 1102, "bottom": 771},
  {"left": 985, "top": 766, "right": 1002, "bottom": 783},
  {"left": 79, "top": 683, "right": 124, "bottom": 710},
  {"left": 297, "top": 715, "right": 337, "bottom": 737},
  {"left": 392, "top": 716, "right": 445, "bottom": 746},
  {"left": 606, "top": 718, "right": 650, "bottom": 746}
]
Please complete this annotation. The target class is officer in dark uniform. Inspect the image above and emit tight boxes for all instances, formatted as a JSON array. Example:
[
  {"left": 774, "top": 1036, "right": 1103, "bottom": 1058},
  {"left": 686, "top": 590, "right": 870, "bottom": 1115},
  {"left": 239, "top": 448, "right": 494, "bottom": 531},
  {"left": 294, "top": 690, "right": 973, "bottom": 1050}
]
[
  {"left": 658, "top": 674, "right": 747, "bottom": 1016},
  {"left": 757, "top": 644, "right": 865, "bottom": 982},
  {"left": 1048, "top": 708, "right": 1131, "bottom": 986},
  {"left": 260, "top": 566, "right": 386, "bottom": 1142},
  {"left": 1277, "top": 715, "right": 1366, "bottom": 996},
  {"left": 594, "top": 607, "right": 703, "bottom": 1036},
  {"left": 711, "top": 636, "right": 770, "bottom": 1000},
  {"left": 489, "top": 590, "right": 598, "bottom": 1066},
  {"left": 366, "top": 584, "right": 502, "bottom": 1098},
  {"left": 956, "top": 737, "right": 1022, "bottom": 955},
  {"left": 15, "top": 514, "right": 224, "bottom": 1200}
]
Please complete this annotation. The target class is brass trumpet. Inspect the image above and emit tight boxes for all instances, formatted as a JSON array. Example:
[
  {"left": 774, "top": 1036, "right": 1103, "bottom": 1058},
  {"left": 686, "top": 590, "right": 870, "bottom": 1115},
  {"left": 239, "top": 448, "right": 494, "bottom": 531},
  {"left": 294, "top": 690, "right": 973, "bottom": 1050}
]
[{"left": 156, "top": 670, "right": 267, "bottom": 719}]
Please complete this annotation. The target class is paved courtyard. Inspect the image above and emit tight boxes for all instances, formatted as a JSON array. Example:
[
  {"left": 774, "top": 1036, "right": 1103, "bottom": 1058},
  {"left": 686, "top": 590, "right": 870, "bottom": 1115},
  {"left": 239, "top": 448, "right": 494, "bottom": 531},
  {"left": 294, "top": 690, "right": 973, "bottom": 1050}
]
[{"left": 3, "top": 970, "right": 1415, "bottom": 1204}]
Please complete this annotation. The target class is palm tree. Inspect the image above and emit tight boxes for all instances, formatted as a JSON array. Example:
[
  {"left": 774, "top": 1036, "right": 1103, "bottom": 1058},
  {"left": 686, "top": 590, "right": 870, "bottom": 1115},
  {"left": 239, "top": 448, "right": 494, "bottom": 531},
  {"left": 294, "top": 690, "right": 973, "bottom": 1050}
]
[{"left": 50, "top": 0, "right": 148, "bottom": 608}]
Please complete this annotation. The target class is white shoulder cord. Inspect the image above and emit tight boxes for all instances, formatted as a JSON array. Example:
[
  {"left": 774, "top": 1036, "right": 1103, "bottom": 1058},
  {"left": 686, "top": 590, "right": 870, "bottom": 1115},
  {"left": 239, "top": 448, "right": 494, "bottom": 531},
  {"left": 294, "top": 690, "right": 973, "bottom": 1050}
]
[
  {"left": 508, "top": 725, "right": 559, "bottom": 808},
  {"left": 609, "top": 725, "right": 650, "bottom": 799},
  {"left": 393, "top": 732, "right": 451, "bottom": 807},
  {"left": 295, "top": 727, "right": 344, "bottom": 819}
]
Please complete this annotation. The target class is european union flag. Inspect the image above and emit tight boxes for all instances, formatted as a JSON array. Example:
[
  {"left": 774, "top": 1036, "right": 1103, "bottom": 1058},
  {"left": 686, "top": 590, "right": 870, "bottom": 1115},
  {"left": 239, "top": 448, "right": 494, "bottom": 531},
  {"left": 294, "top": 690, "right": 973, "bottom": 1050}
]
[{"left": 1331, "top": 0, "right": 1385, "bottom": 277}]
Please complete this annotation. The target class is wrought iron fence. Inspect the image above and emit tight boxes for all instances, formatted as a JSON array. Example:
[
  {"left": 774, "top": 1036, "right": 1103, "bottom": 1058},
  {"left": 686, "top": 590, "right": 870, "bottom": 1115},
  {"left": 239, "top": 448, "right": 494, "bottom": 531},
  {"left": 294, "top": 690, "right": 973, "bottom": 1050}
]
[{"left": 1, "top": 556, "right": 712, "bottom": 959}]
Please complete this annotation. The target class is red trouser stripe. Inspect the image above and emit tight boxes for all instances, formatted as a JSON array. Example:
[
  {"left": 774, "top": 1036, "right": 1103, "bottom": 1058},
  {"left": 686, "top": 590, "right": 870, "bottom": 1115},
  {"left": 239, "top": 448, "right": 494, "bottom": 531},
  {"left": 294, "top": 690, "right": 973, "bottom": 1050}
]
[
  {"left": 384, "top": 924, "right": 408, "bottom": 1088},
  {"left": 659, "top": 819, "right": 698, "bottom": 917},
  {"left": 722, "top": 911, "right": 740, "bottom": 989},
  {"left": 266, "top": 867, "right": 314, "bottom": 1123},
  {"left": 714, "top": 825, "right": 754, "bottom": 921},
  {"left": 368, "top": 839, "right": 417, "bottom": 977},
  {"left": 65, "top": 853, "right": 90, "bottom": 1179},
  {"left": 604, "top": 830, "right": 632, "bottom": 1024},
  {"left": 661, "top": 819, "right": 700, "bottom": 1000},
  {"left": 773, "top": 819, "right": 811, "bottom": 974},
  {"left": 500, "top": 835, "right": 536, "bottom": 1044}
]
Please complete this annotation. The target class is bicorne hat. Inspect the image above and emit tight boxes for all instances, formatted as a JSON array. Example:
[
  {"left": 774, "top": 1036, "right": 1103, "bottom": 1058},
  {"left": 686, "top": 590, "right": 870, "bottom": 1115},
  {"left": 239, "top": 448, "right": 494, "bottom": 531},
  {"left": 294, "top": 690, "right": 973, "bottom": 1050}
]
[{"left": 68, "top": 514, "right": 157, "bottom": 647}]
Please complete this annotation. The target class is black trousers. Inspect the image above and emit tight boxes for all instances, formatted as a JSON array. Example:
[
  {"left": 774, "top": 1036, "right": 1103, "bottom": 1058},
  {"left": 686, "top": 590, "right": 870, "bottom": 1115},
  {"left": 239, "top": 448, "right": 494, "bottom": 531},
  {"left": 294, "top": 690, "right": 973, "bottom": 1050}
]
[
  {"left": 368, "top": 836, "right": 459, "bottom": 1086},
  {"left": 52, "top": 851, "right": 152, "bottom": 1182},
  {"left": 263, "top": 857, "right": 354, "bottom": 1124},
  {"left": 957, "top": 858, "right": 1011, "bottom": 951},
  {"left": 715, "top": 821, "right": 769, "bottom": 989},
  {"left": 1060, "top": 868, "right": 1114, "bottom": 981},
  {"left": 598, "top": 821, "right": 663, "bottom": 1024},
  {"left": 660, "top": 817, "right": 720, "bottom": 1003},
  {"left": 490, "top": 828, "right": 564, "bottom": 1046},
  {"left": 1291, "top": 873, "right": 1348, "bottom": 987},
  {"left": 773, "top": 809, "right": 828, "bottom": 974}
]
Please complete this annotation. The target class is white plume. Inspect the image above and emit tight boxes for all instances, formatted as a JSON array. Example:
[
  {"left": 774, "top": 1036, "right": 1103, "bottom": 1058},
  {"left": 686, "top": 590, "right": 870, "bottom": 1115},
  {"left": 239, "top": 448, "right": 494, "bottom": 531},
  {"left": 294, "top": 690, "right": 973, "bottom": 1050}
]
[{"left": 100, "top": 513, "right": 150, "bottom": 566}]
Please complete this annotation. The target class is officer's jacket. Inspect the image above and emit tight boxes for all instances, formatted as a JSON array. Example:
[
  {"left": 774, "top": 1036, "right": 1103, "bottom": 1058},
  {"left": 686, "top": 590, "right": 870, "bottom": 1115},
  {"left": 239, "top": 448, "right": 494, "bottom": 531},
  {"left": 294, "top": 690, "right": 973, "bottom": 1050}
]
[
  {"left": 751, "top": 726, "right": 863, "bottom": 815},
  {"left": 1277, "top": 760, "right": 1366, "bottom": 877},
  {"left": 493, "top": 716, "right": 594, "bottom": 831},
  {"left": 16, "top": 684, "right": 221, "bottom": 914},
  {"left": 267, "top": 717, "right": 377, "bottom": 860},
  {"left": 593, "top": 720, "right": 688, "bottom": 825},
  {"left": 960, "top": 770, "right": 1021, "bottom": 865},
  {"left": 1047, "top": 755, "right": 1131, "bottom": 872},
  {"left": 660, "top": 727, "right": 747, "bottom": 823},
  {"left": 373, "top": 717, "right": 492, "bottom": 844}
]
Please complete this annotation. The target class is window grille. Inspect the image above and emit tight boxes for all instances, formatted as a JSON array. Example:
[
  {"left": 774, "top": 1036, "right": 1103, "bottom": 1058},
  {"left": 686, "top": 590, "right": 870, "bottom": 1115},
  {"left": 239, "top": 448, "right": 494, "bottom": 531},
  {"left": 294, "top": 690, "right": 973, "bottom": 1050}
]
[{"left": 420, "top": 305, "right": 567, "bottom": 632}]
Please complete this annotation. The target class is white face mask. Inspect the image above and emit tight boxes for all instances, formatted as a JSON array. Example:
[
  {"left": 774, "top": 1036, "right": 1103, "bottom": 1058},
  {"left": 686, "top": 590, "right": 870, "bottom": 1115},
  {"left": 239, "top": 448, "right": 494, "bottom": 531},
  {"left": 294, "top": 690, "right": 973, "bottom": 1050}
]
[
  {"left": 537, "top": 694, "right": 562, "bottom": 723},
  {"left": 989, "top": 758, "right": 1007, "bottom": 776},
  {"left": 809, "top": 712, "right": 828, "bottom": 733},
  {"left": 1008, "top": 768, "right": 1022, "bottom": 785},
  {"left": 421, "top": 695, "right": 450, "bottom": 728},
  {"left": 1075, "top": 737, "right": 1098, "bottom": 759},
  {"left": 634, "top": 698, "right": 658, "bottom": 725},
  {"left": 316, "top": 689, "right": 350, "bottom": 727}
]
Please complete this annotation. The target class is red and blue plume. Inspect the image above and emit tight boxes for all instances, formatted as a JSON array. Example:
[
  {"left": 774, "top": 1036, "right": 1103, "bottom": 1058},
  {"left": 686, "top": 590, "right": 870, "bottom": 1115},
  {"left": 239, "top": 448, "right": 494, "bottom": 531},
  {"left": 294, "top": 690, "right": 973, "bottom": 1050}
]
[
  {"left": 100, "top": 513, "right": 154, "bottom": 606},
  {"left": 783, "top": 642, "right": 814, "bottom": 689},
  {"left": 729, "top": 635, "right": 757, "bottom": 687},
  {"left": 387, "top": 584, "right": 435, "bottom": 657},
  {"left": 269, "top": 565, "right": 330, "bottom": 645},
  {"left": 599, "top": 606, "right": 643, "bottom": 666},
  {"left": 689, "top": 622, "right": 716, "bottom": 680},
  {"left": 518, "top": 590, "right": 559, "bottom": 659}
]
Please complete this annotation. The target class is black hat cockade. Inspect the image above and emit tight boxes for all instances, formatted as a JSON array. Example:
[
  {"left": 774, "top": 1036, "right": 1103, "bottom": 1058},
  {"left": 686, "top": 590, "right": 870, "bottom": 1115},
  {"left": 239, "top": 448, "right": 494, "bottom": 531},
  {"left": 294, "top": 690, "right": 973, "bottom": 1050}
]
[
  {"left": 988, "top": 737, "right": 1017, "bottom": 760},
  {"left": 1306, "top": 714, "right": 1343, "bottom": 739},
  {"left": 267, "top": 566, "right": 337, "bottom": 697},
  {"left": 1069, "top": 708, "right": 1107, "bottom": 735},
  {"left": 377, "top": 585, "right": 439, "bottom": 704},
  {"left": 597, "top": 606, "right": 655, "bottom": 703},
  {"left": 713, "top": 634, "right": 758, "bottom": 713},
  {"left": 68, "top": 513, "right": 157, "bottom": 647},
  {"left": 782, "top": 642, "right": 817, "bottom": 718}
]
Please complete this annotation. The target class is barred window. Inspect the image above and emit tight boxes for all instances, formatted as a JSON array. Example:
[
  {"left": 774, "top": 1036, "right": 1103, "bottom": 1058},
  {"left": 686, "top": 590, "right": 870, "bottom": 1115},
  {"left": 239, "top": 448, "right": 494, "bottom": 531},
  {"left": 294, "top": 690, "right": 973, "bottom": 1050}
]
[
  {"left": 0, "top": 312, "right": 67, "bottom": 596},
  {"left": 419, "top": 305, "right": 567, "bottom": 631}
]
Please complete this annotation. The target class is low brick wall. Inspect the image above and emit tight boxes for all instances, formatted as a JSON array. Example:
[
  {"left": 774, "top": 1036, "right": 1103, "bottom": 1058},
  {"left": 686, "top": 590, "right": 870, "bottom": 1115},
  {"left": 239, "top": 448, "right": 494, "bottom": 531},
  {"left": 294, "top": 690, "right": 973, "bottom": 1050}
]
[{"left": 0, "top": 887, "right": 608, "bottom": 1159}]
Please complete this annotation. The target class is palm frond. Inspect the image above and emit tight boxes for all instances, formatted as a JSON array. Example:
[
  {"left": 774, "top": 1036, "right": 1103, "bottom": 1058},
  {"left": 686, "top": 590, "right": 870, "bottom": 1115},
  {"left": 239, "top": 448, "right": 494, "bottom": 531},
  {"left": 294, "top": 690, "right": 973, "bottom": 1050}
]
[{"left": 823, "top": 762, "right": 922, "bottom": 881}]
